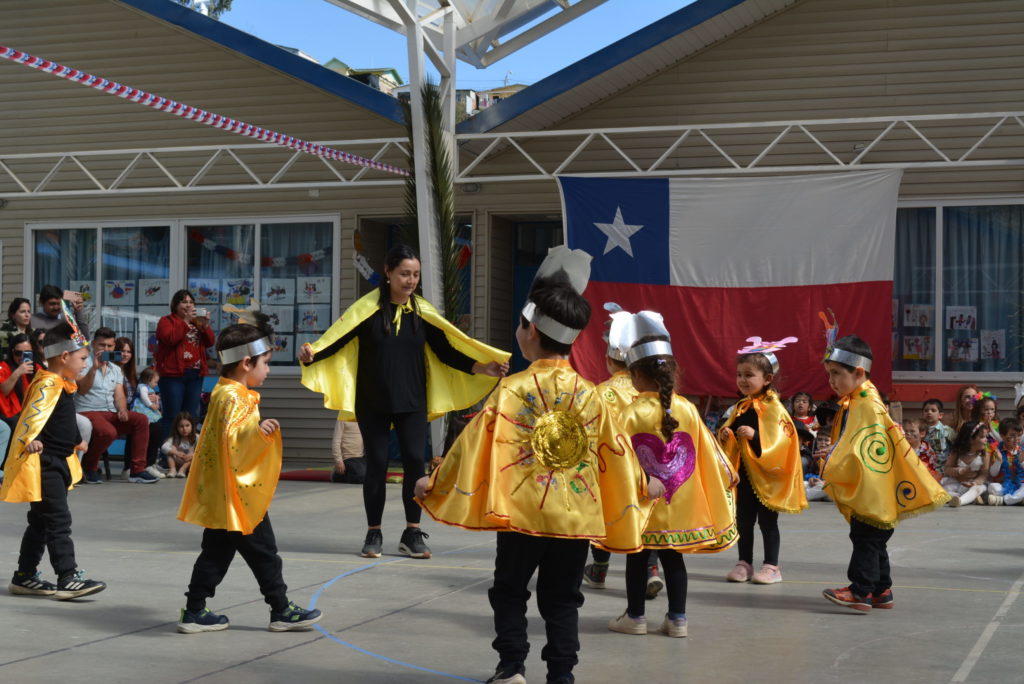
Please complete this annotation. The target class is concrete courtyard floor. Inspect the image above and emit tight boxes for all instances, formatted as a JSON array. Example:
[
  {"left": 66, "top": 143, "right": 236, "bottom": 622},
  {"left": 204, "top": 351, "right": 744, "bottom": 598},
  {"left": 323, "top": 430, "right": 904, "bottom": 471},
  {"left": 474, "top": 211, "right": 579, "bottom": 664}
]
[{"left": 0, "top": 472, "right": 1021, "bottom": 684}]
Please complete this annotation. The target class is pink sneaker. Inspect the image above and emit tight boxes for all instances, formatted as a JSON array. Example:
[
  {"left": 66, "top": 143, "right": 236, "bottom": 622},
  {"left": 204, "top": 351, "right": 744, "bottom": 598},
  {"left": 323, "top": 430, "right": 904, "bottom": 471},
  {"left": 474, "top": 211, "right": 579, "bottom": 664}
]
[
  {"left": 751, "top": 563, "right": 782, "bottom": 585},
  {"left": 726, "top": 560, "right": 753, "bottom": 583}
]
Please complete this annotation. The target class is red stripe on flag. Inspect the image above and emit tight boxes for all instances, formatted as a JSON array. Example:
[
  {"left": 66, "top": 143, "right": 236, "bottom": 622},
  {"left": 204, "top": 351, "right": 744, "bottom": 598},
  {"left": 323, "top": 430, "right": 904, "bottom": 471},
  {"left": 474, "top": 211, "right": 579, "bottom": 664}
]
[{"left": 572, "top": 280, "right": 893, "bottom": 398}]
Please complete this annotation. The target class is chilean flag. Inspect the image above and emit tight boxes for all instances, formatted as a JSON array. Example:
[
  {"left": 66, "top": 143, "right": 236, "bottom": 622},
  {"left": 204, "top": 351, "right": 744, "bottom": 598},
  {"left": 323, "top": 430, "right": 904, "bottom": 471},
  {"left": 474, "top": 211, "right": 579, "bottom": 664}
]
[{"left": 559, "top": 170, "right": 902, "bottom": 397}]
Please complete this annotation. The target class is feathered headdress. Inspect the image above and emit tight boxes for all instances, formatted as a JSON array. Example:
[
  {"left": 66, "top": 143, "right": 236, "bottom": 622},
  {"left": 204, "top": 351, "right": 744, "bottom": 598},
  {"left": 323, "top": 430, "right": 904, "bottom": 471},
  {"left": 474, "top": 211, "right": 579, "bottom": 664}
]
[
  {"left": 41, "top": 300, "right": 89, "bottom": 358},
  {"left": 819, "top": 309, "right": 872, "bottom": 372}
]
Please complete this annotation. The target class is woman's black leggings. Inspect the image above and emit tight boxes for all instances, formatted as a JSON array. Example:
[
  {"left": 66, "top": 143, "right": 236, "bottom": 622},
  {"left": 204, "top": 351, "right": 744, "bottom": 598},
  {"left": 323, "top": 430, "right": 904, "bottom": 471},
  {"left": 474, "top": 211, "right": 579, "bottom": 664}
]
[
  {"left": 357, "top": 411, "right": 428, "bottom": 527},
  {"left": 736, "top": 469, "right": 780, "bottom": 565}
]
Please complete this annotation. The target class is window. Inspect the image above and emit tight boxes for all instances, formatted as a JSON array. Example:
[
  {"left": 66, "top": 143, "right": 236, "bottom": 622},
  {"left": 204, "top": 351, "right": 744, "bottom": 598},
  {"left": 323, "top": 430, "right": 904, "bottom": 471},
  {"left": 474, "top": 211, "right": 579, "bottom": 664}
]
[
  {"left": 892, "top": 202, "right": 1024, "bottom": 377},
  {"left": 34, "top": 228, "right": 98, "bottom": 331}
]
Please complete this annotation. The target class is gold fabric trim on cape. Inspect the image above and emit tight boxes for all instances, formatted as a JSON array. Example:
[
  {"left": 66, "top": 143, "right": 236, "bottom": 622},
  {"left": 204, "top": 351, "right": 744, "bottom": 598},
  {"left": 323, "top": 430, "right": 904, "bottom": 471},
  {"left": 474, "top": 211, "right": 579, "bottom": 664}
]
[
  {"left": 419, "top": 359, "right": 653, "bottom": 552},
  {"left": 824, "top": 380, "right": 951, "bottom": 529},
  {"left": 300, "top": 291, "right": 511, "bottom": 421},
  {"left": 719, "top": 390, "right": 808, "bottom": 514},
  {"left": 1, "top": 370, "right": 82, "bottom": 503},
  {"left": 177, "top": 378, "right": 282, "bottom": 535},
  {"left": 618, "top": 393, "right": 738, "bottom": 553},
  {"left": 595, "top": 370, "right": 639, "bottom": 420}
]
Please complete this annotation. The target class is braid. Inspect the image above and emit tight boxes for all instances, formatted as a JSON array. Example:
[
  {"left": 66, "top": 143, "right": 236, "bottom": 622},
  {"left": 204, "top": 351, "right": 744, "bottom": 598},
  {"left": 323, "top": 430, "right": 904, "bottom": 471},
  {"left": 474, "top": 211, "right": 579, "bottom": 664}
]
[{"left": 655, "top": 362, "right": 679, "bottom": 440}]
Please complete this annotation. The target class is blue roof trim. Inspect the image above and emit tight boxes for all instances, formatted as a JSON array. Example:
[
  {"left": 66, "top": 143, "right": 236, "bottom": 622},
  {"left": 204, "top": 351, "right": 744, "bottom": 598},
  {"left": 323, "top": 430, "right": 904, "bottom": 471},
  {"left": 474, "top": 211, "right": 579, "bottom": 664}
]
[
  {"left": 457, "top": 0, "right": 748, "bottom": 134},
  {"left": 118, "top": 0, "right": 405, "bottom": 124}
]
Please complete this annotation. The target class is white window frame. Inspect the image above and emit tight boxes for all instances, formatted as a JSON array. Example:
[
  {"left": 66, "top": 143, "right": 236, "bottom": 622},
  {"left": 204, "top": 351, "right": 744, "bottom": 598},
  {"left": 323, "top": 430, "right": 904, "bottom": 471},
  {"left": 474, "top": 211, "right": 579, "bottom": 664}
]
[
  {"left": 894, "top": 195, "right": 1024, "bottom": 383},
  {"left": 24, "top": 213, "right": 341, "bottom": 376}
]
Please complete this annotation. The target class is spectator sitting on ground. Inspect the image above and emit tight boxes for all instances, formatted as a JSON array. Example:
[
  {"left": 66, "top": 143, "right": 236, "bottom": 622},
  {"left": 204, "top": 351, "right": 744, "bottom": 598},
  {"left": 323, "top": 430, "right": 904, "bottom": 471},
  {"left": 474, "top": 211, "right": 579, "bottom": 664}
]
[
  {"left": 0, "top": 297, "right": 34, "bottom": 360},
  {"left": 30, "top": 285, "right": 90, "bottom": 339},
  {"left": 989, "top": 418, "right": 1024, "bottom": 506},
  {"left": 75, "top": 327, "right": 159, "bottom": 485},
  {"left": 902, "top": 418, "right": 940, "bottom": 481},
  {"left": 0, "top": 335, "right": 37, "bottom": 431}
]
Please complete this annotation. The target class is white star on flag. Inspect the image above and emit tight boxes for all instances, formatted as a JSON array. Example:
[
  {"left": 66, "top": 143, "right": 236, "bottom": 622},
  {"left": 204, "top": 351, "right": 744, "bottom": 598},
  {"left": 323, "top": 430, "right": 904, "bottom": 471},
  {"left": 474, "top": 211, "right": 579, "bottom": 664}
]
[{"left": 594, "top": 206, "right": 643, "bottom": 257}]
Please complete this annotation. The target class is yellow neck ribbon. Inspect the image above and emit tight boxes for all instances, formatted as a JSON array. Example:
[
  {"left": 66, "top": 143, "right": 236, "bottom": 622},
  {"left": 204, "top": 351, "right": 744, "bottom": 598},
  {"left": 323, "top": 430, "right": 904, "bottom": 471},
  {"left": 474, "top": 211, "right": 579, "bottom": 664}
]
[{"left": 391, "top": 300, "right": 414, "bottom": 335}]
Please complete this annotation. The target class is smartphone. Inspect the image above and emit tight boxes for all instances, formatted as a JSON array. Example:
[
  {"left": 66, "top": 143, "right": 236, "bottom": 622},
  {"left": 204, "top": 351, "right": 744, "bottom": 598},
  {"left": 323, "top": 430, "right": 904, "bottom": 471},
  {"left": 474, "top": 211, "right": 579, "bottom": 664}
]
[
  {"left": 21, "top": 350, "right": 33, "bottom": 364},
  {"left": 100, "top": 350, "right": 124, "bottom": 363},
  {"left": 196, "top": 308, "right": 210, "bottom": 319}
]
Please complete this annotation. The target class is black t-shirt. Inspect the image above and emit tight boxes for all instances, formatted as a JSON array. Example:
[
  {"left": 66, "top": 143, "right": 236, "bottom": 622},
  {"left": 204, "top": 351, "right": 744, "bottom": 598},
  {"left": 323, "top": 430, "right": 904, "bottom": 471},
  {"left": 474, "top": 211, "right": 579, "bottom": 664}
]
[
  {"left": 37, "top": 389, "right": 81, "bottom": 484},
  {"left": 732, "top": 403, "right": 762, "bottom": 457},
  {"left": 311, "top": 303, "right": 476, "bottom": 415}
]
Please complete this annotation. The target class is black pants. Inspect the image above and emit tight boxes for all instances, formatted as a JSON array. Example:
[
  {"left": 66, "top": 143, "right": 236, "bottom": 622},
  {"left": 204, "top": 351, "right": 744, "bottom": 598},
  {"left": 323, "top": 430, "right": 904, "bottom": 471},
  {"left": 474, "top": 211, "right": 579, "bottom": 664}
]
[
  {"left": 847, "top": 518, "right": 894, "bottom": 597},
  {"left": 18, "top": 464, "right": 76, "bottom": 578},
  {"left": 591, "top": 545, "right": 658, "bottom": 567},
  {"left": 489, "top": 532, "right": 589, "bottom": 680},
  {"left": 357, "top": 411, "right": 427, "bottom": 527},
  {"left": 736, "top": 470, "right": 780, "bottom": 565},
  {"left": 184, "top": 515, "right": 288, "bottom": 612},
  {"left": 626, "top": 549, "right": 687, "bottom": 617}
]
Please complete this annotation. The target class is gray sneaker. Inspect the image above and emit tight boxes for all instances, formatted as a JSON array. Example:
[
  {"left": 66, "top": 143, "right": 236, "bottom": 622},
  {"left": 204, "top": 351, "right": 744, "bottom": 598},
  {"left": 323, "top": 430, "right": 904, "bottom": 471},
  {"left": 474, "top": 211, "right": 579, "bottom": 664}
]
[
  {"left": 398, "top": 527, "right": 431, "bottom": 559},
  {"left": 361, "top": 529, "right": 383, "bottom": 558}
]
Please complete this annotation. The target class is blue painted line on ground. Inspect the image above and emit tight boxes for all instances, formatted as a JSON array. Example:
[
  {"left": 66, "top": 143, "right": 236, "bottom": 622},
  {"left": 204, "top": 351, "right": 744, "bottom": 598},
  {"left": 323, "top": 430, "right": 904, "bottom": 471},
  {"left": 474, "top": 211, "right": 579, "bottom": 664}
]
[{"left": 309, "top": 556, "right": 482, "bottom": 682}]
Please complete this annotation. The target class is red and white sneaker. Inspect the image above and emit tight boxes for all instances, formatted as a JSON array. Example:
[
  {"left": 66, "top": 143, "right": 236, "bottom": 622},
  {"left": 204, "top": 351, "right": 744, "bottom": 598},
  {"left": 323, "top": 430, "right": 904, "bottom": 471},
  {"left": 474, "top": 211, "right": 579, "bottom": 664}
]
[
  {"left": 822, "top": 586, "right": 871, "bottom": 613},
  {"left": 871, "top": 588, "right": 894, "bottom": 609}
]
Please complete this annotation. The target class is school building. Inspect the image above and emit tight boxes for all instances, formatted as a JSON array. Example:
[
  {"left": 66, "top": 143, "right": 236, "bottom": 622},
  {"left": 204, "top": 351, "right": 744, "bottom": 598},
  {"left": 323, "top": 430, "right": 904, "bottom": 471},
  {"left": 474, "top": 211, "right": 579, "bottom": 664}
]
[{"left": 2, "top": 0, "right": 1022, "bottom": 460}]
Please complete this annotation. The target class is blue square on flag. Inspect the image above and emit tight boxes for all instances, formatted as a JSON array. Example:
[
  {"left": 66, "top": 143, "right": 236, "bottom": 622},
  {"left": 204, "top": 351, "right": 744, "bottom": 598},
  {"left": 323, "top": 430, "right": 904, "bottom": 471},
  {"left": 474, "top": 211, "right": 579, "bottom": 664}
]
[{"left": 560, "top": 177, "right": 669, "bottom": 285}]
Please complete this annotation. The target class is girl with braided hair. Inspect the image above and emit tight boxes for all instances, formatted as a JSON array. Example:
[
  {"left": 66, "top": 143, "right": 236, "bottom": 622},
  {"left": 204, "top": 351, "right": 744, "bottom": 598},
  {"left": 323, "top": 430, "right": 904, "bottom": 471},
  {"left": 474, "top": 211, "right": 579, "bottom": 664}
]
[
  {"left": 608, "top": 318, "right": 738, "bottom": 639},
  {"left": 718, "top": 341, "right": 807, "bottom": 586}
]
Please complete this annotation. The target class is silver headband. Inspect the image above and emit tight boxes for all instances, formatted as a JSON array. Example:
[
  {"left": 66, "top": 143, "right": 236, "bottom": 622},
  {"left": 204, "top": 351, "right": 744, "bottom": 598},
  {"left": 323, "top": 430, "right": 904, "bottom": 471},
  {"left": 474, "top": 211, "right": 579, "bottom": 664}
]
[
  {"left": 826, "top": 348, "right": 873, "bottom": 373},
  {"left": 522, "top": 301, "right": 582, "bottom": 345},
  {"left": 626, "top": 340, "right": 674, "bottom": 366},
  {"left": 762, "top": 352, "right": 780, "bottom": 374},
  {"left": 42, "top": 338, "right": 87, "bottom": 359},
  {"left": 219, "top": 337, "right": 273, "bottom": 365}
]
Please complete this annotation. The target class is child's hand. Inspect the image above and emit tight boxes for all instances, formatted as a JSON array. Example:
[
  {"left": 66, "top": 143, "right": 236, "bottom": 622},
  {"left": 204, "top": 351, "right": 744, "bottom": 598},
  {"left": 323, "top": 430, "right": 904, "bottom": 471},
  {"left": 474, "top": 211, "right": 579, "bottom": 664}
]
[
  {"left": 298, "top": 343, "right": 314, "bottom": 364},
  {"left": 718, "top": 427, "right": 734, "bottom": 443},
  {"left": 26, "top": 440, "right": 43, "bottom": 454},
  {"left": 413, "top": 476, "right": 431, "bottom": 499},
  {"left": 808, "top": 477, "right": 822, "bottom": 486},
  {"left": 736, "top": 426, "right": 755, "bottom": 440},
  {"left": 75, "top": 441, "right": 88, "bottom": 452},
  {"left": 259, "top": 418, "right": 281, "bottom": 435},
  {"left": 646, "top": 477, "right": 666, "bottom": 500}
]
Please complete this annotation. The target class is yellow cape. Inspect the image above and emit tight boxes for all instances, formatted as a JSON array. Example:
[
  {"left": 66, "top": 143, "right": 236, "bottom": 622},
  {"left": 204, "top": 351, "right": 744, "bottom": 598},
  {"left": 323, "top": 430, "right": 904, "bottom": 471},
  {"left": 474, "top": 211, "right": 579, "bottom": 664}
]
[
  {"left": 719, "top": 390, "right": 808, "bottom": 514},
  {"left": 824, "top": 380, "right": 950, "bottom": 529},
  {"left": 300, "top": 291, "right": 511, "bottom": 421},
  {"left": 419, "top": 359, "right": 653, "bottom": 553},
  {"left": 619, "top": 393, "right": 738, "bottom": 553},
  {"left": 595, "top": 370, "right": 638, "bottom": 420},
  {"left": 0, "top": 370, "right": 82, "bottom": 503},
  {"left": 177, "top": 378, "right": 282, "bottom": 534}
]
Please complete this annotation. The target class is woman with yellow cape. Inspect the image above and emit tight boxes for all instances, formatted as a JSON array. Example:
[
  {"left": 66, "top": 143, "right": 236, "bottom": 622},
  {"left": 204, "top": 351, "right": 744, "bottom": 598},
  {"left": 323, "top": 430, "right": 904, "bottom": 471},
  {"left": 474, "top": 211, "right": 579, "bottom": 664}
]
[{"left": 300, "top": 245, "right": 510, "bottom": 560}]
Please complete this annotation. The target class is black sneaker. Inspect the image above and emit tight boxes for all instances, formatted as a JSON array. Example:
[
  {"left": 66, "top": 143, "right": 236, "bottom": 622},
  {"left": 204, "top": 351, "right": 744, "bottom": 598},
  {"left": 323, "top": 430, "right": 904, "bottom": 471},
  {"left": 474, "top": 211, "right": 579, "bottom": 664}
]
[
  {"left": 485, "top": 662, "right": 526, "bottom": 684},
  {"left": 398, "top": 527, "right": 432, "bottom": 559},
  {"left": 82, "top": 470, "right": 104, "bottom": 484},
  {"left": 361, "top": 529, "right": 383, "bottom": 558},
  {"left": 128, "top": 470, "right": 159, "bottom": 484},
  {"left": 583, "top": 563, "right": 608, "bottom": 589},
  {"left": 55, "top": 569, "right": 106, "bottom": 600},
  {"left": 268, "top": 602, "right": 323, "bottom": 632},
  {"left": 9, "top": 570, "right": 57, "bottom": 596},
  {"left": 177, "top": 607, "right": 230, "bottom": 634},
  {"left": 547, "top": 675, "right": 575, "bottom": 684}
]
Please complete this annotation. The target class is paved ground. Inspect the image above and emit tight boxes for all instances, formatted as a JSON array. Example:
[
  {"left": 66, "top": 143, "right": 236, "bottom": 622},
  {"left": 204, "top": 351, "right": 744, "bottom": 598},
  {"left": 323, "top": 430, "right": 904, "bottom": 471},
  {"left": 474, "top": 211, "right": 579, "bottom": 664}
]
[{"left": 0, "top": 470, "right": 1021, "bottom": 684}]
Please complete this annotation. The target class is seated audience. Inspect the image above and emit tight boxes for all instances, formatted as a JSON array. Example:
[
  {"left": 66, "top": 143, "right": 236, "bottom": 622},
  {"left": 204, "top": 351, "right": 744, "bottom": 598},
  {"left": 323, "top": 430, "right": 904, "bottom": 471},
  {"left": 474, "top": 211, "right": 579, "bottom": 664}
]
[
  {"left": 75, "top": 327, "right": 158, "bottom": 484},
  {"left": 0, "top": 335, "right": 37, "bottom": 430},
  {"left": 30, "top": 284, "right": 90, "bottom": 339},
  {"left": 988, "top": 418, "right": 1024, "bottom": 506},
  {"left": 942, "top": 420, "right": 991, "bottom": 507}
]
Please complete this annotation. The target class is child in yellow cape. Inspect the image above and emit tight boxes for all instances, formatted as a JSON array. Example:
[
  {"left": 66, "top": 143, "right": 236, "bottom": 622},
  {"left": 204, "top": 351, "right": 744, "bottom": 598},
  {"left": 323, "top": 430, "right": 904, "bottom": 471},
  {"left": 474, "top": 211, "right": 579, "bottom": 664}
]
[
  {"left": 415, "top": 248, "right": 658, "bottom": 684},
  {"left": 718, "top": 336, "right": 807, "bottom": 585},
  {"left": 176, "top": 314, "right": 322, "bottom": 634},
  {"left": 820, "top": 332, "right": 949, "bottom": 613},
  {"left": 2, "top": 321, "right": 106, "bottom": 600},
  {"left": 606, "top": 312, "right": 738, "bottom": 640}
]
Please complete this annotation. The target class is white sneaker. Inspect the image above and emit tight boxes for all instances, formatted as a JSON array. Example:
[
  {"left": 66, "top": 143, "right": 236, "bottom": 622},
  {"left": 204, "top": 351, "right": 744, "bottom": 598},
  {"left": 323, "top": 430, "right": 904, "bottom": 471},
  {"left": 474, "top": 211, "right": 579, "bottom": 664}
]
[
  {"left": 145, "top": 465, "right": 166, "bottom": 479},
  {"left": 608, "top": 612, "right": 647, "bottom": 635},
  {"left": 657, "top": 613, "right": 688, "bottom": 638}
]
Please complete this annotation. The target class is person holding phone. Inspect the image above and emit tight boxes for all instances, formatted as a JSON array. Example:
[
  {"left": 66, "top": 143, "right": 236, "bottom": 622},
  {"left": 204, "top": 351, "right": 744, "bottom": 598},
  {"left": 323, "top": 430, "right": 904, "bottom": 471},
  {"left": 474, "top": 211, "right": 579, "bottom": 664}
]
[
  {"left": 0, "top": 297, "right": 34, "bottom": 360},
  {"left": 76, "top": 327, "right": 157, "bottom": 484},
  {"left": 30, "top": 285, "right": 90, "bottom": 340},
  {"left": 0, "top": 335, "right": 37, "bottom": 430},
  {"left": 154, "top": 290, "right": 215, "bottom": 447}
]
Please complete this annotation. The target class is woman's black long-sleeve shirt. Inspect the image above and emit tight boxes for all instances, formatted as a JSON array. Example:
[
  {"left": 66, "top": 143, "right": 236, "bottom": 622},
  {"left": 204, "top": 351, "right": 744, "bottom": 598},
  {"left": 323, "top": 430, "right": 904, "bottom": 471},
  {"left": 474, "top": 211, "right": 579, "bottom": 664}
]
[{"left": 310, "top": 303, "right": 476, "bottom": 415}]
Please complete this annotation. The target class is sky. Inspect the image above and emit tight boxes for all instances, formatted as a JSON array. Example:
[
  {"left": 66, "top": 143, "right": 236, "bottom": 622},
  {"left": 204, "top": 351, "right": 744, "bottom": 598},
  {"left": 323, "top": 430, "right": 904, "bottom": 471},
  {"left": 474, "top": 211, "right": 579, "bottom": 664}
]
[{"left": 219, "top": 0, "right": 693, "bottom": 90}]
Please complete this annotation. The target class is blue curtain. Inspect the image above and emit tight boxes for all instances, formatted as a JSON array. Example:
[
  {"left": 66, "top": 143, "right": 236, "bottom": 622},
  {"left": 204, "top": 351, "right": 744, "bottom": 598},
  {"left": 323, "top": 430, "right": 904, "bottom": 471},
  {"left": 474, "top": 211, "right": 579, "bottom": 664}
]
[{"left": 892, "top": 208, "right": 935, "bottom": 372}]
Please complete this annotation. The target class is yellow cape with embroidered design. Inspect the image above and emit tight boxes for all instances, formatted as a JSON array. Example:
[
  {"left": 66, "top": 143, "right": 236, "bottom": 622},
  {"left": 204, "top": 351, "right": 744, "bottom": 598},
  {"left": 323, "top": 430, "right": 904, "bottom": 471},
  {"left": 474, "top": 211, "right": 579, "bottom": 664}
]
[
  {"left": 719, "top": 390, "right": 808, "bottom": 514},
  {"left": 0, "top": 370, "right": 83, "bottom": 503},
  {"left": 178, "top": 378, "right": 282, "bottom": 535},
  {"left": 595, "top": 370, "right": 638, "bottom": 419},
  {"left": 824, "top": 380, "right": 950, "bottom": 529},
  {"left": 618, "top": 393, "right": 738, "bottom": 552},
  {"left": 419, "top": 359, "right": 653, "bottom": 552},
  {"left": 300, "top": 292, "right": 511, "bottom": 421}
]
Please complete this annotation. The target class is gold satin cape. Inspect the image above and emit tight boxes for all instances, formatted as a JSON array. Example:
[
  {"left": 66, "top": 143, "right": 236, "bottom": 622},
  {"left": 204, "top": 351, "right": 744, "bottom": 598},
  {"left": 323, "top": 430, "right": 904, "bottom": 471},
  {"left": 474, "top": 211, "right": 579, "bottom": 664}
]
[
  {"left": 619, "top": 393, "right": 738, "bottom": 552},
  {"left": 419, "top": 359, "right": 652, "bottom": 552},
  {"left": 719, "top": 390, "right": 808, "bottom": 514},
  {"left": 300, "top": 292, "right": 511, "bottom": 421},
  {"left": 595, "top": 370, "right": 638, "bottom": 419},
  {"left": 177, "top": 378, "right": 283, "bottom": 534},
  {"left": 0, "top": 370, "right": 82, "bottom": 503},
  {"left": 824, "top": 380, "right": 950, "bottom": 529}
]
